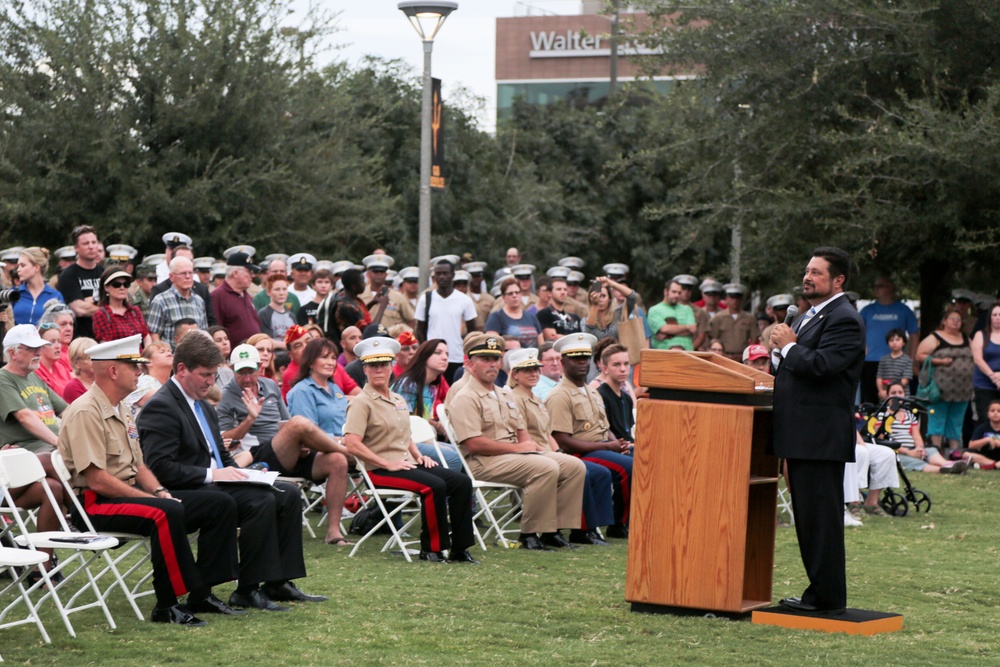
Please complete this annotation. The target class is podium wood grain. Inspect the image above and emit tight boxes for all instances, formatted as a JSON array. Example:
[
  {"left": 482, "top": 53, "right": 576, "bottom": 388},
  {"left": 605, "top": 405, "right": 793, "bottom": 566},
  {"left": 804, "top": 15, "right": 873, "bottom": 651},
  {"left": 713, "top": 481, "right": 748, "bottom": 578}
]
[{"left": 627, "top": 350, "right": 779, "bottom": 615}]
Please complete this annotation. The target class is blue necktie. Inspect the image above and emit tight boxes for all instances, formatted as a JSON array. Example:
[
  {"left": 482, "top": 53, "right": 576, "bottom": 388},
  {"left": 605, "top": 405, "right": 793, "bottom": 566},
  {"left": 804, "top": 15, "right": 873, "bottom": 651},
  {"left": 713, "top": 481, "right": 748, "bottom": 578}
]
[
  {"left": 795, "top": 306, "right": 818, "bottom": 333},
  {"left": 193, "top": 401, "right": 225, "bottom": 469}
]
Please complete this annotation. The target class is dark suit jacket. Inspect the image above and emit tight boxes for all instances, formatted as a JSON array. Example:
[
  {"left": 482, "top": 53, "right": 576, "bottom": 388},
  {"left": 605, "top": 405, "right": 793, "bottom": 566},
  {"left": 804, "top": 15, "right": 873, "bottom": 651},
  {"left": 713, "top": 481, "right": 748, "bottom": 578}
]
[
  {"left": 137, "top": 379, "right": 236, "bottom": 489},
  {"left": 771, "top": 294, "right": 865, "bottom": 461},
  {"left": 149, "top": 278, "right": 216, "bottom": 326}
]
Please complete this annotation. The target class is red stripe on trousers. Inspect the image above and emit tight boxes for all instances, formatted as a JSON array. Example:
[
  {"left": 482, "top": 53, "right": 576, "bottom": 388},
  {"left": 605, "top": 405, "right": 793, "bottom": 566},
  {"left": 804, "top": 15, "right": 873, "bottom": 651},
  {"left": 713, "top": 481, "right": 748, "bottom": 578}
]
[
  {"left": 367, "top": 473, "right": 441, "bottom": 553},
  {"left": 84, "top": 490, "right": 188, "bottom": 596},
  {"left": 581, "top": 457, "right": 630, "bottom": 524}
]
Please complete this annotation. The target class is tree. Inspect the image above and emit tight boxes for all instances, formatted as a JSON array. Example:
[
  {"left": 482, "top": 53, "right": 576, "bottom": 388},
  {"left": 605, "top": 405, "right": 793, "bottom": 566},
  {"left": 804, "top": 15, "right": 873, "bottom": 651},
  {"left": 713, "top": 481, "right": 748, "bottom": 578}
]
[
  {"left": 635, "top": 0, "right": 1000, "bottom": 324},
  {"left": 0, "top": 0, "right": 394, "bottom": 259}
]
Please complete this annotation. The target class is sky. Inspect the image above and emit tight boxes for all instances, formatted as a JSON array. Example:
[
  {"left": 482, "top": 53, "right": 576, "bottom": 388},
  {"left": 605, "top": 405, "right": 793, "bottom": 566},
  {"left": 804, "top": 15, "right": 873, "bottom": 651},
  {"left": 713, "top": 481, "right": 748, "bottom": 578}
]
[{"left": 294, "top": 1, "right": 583, "bottom": 132}]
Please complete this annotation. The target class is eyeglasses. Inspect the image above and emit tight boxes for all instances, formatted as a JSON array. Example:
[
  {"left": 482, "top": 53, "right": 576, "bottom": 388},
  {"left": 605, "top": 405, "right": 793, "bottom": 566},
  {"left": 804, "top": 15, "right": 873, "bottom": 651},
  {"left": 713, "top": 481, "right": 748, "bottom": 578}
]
[
  {"left": 38, "top": 323, "right": 59, "bottom": 331},
  {"left": 171, "top": 271, "right": 194, "bottom": 277},
  {"left": 108, "top": 280, "right": 130, "bottom": 289},
  {"left": 504, "top": 290, "right": 522, "bottom": 297}
]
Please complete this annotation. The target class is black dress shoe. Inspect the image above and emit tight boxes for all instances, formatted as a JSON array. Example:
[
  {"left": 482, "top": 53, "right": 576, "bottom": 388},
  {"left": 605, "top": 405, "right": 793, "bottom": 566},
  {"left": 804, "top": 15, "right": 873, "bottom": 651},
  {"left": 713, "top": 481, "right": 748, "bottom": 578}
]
[
  {"left": 778, "top": 597, "right": 845, "bottom": 615},
  {"left": 569, "top": 529, "right": 610, "bottom": 546},
  {"left": 605, "top": 524, "right": 629, "bottom": 539},
  {"left": 188, "top": 593, "right": 247, "bottom": 615},
  {"left": 262, "top": 581, "right": 328, "bottom": 603},
  {"left": 518, "top": 534, "right": 554, "bottom": 551},
  {"left": 151, "top": 604, "right": 207, "bottom": 626},
  {"left": 419, "top": 550, "right": 448, "bottom": 563},
  {"left": 228, "top": 588, "right": 290, "bottom": 612},
  {"left": 447, "top": 549, "right": 481, "bottom": 564},
  {"left": 540, "top": 531, "right": 580, "bottom": 550}
]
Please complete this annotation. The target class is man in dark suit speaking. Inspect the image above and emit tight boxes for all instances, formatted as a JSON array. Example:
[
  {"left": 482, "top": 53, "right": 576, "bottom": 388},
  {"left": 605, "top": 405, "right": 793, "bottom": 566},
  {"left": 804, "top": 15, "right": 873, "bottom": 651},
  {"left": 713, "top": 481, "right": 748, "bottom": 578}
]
[
  {"left": 138, "top": 331, "right": 326, "bottom": 611},
  {"left": 768, "top": 247, "right": 865, "bottom": 614}
]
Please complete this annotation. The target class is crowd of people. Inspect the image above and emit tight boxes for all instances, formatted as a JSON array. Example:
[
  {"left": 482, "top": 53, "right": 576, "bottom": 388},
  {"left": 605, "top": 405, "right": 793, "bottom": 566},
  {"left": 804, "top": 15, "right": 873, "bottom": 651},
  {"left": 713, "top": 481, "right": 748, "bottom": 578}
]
[{"left": 2, "top": 228, "right": 998, "bottom": 629}]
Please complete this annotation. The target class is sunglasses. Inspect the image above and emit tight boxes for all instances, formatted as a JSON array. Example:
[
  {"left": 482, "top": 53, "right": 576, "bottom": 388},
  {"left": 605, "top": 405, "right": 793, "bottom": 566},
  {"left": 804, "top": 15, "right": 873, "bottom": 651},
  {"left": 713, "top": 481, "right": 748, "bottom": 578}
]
[
  {"left": 370, "top": 268, "right": 387, "bottom": 274},
  {"left": 108, "top": 280, "right": 131, "bottom": 289},
  {"left": 38, "top": 323, "right": 59, "bottom": 331}
]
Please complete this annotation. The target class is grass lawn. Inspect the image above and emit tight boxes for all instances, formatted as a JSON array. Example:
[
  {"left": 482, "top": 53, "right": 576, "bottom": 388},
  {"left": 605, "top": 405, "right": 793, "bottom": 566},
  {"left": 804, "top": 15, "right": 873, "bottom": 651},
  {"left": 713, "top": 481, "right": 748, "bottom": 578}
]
[{"left": 3, "top": 470, "right": 997, "bottom": 666}]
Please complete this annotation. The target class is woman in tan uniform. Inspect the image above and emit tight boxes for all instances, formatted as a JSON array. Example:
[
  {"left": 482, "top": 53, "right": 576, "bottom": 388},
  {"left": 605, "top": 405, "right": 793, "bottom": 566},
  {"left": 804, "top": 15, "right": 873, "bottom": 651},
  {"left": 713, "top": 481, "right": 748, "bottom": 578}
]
[
  {"left": 344, "top": 337, "right": 478, "bottom": 564},
  {"left": 506, "top": 348, "right": 613, "bottom": 546}
]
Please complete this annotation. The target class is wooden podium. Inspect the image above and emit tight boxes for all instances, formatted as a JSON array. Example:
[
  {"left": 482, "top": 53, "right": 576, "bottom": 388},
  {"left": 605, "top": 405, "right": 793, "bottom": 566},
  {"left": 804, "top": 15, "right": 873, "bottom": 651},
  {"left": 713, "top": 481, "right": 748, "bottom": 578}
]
[{"left": 626, "top": 350, "right": 780, "bottom": 615}]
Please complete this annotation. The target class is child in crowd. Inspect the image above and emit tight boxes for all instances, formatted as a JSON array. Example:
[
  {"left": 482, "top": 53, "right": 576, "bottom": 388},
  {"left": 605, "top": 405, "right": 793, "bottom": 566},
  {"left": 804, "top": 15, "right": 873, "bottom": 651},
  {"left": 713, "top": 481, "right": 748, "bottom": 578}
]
[
  {"left": 887, "top": 381, "right": 967, "bottom": 474},
  {"left": 876, "top": 328, "right": 912, "bottom": 401},
  {"left": 963, "top": 399, "right": 1000, "bottom": 470}
]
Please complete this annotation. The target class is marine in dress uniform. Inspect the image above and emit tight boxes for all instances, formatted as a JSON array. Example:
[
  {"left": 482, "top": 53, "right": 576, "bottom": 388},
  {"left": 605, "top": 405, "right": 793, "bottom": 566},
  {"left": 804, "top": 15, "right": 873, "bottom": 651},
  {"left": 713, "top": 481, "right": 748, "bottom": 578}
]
[
  {"left": 344, "top": 337, "right": 477, "bottom": 564},
  {"left": 760, "top": 293, "right": 795, "bottom": 348},
  {"left": 462, "top": 261, "right": 495, "bottom": 329},
  {"left": 57, "top": 335, "right": 241, "bottom": 626},
  {"left": 447, "top": 333, "right": 586, "bottom": 551},
  {"left": 545, "top": 333, "right": 634, "bottom": 538},
  {"left": 359, "top": 254, "right": 416, "bottom": 331},
  {"left": 708, "top": 283, "right": 760, "bottom": 360}
]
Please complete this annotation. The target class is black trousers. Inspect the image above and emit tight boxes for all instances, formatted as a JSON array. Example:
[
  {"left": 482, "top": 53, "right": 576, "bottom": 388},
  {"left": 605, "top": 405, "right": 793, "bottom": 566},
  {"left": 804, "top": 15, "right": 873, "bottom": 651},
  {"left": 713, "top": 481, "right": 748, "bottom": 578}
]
[
  {"left": 203, "top": 481, "right": 306, "bottom": 587},
  {"left": 860, "top": 361, "right": 880, "bottom": 406},
  {"left": 785, "top": 458, "right": 847, "bottom": 609},
  {"left": 77, "top": 489, "right": 239, "bottom": 608},
  {"left": 368, "top": 465, "right": 474, "bottom": 553}
]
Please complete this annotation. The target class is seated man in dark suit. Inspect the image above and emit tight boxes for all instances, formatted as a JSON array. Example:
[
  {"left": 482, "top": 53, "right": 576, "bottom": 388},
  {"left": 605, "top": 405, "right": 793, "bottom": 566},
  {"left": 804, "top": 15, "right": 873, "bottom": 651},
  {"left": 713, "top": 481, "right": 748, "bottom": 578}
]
[{"left": 138, "top": 331, "right": 325, "bottom": 611}]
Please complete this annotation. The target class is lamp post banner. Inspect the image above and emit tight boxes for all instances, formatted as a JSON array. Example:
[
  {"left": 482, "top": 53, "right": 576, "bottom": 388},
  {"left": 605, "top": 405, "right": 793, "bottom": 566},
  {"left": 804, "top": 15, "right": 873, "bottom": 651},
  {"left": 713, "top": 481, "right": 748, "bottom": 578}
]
[{"left": 431, "top": 77, "right": 446, "bottom": 191}]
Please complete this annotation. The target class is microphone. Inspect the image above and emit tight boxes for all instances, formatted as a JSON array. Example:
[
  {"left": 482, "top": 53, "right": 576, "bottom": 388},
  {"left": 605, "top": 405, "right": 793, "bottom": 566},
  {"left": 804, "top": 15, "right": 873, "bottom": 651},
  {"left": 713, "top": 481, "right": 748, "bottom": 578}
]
[{"left": 783, "top": 305, "right": 799, "bottom": 325}]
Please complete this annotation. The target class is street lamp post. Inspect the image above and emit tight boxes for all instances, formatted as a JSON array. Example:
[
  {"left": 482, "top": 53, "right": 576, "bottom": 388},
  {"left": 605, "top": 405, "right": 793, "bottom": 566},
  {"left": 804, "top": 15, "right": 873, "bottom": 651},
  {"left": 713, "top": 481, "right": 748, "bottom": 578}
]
[{"left": 398, "top": 1, "right": 458, "bottom": 289}]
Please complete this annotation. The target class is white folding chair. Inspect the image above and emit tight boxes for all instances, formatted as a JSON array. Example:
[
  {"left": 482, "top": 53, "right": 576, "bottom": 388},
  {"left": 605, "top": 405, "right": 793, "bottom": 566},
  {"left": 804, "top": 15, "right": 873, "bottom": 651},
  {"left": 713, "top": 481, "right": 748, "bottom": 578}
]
[
  {"left": 277, "top": 477, "right": 327, "bottom": 539},
  {"left": 438, "top": 407, "right": 523, "bottom": 550},
  {"left": 347, "top": 459, "right": 422, "bottom": 562},
  {"left": 0, "top": 545, "right": 52, "bottom": 659},
  {"left": 409, "top": 415, "right": 451, "bottom": 468},
  {"left": 49, "top": 452, "right": 149, "bottom": 621},
  {"left": 0, "top": 449, "right": 119, "bottom": 638}
]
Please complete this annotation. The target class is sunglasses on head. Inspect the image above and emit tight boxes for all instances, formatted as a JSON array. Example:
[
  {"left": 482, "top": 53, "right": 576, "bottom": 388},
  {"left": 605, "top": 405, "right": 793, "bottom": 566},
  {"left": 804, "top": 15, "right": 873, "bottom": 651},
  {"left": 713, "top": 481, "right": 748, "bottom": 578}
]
[{"left": 38, "top": 323, "right": 59, "bottom": 331}]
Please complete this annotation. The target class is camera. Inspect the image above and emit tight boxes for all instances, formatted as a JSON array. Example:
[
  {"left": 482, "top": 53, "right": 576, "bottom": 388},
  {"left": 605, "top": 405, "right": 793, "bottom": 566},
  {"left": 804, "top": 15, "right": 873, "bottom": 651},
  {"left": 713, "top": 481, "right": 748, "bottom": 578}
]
[{"left": 0, "top": 288, "right": 20, "bottom": 310}]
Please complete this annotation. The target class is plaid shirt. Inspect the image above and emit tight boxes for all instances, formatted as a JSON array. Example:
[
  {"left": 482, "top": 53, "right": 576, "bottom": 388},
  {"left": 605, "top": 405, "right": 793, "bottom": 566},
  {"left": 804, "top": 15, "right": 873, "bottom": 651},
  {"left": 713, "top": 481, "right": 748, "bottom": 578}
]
[
  {"left": 92, "top": 304, "right": 151, "bottom": 343},
  {"left": 147, "top": 285, "right": 208, "bottom": 347}
]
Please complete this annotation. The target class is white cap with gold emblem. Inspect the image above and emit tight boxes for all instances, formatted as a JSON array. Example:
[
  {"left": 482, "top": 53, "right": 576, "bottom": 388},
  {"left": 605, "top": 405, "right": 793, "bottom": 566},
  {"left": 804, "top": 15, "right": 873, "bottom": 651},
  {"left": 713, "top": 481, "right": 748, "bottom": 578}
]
[
  {"left": 553, "top": 333, "right": 599, "bottom": 358},
  {"left": 362, "top": 254, "right": 394, "bottom": 270},
  {"left": 507, "top": 347, "right": 542, "bottom": 370},
  {"left": 85, "top": 334, "right": 149, "bottom": 363},
  {"left": 354, "top": 337, "right": 400, "bottom": 364}
]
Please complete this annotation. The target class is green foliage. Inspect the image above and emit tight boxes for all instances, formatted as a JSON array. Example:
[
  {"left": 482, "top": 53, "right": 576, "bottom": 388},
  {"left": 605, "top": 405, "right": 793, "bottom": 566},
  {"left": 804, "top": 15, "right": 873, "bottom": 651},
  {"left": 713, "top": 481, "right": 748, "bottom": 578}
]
[
  {"left": 0, "top": 0, "right": 394, "bottom": 259},
  {"left": 634, "top": 0, "right": 1000, "bottom": 309}
]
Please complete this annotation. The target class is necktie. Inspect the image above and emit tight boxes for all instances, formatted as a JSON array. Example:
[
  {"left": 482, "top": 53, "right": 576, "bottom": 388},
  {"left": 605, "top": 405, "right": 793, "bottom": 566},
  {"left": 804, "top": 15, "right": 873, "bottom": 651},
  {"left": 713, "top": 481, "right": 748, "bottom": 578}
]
[
  {"left": 193, "top": 400, "right": 225, "bottom": 469},
  {"left": 794, "top": 306, "right": 818, "bottom": 333}
]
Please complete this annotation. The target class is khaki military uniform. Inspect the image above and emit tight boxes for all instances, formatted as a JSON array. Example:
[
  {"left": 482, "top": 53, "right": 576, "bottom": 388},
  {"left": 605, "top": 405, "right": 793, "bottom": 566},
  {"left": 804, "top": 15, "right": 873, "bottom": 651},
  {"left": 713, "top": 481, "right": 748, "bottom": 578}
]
[
  {"left": 59, "top": 384, "right": 143, "bottom": 490},
  {"left": 468, "top": 292, "right": 496, "bottom": 330},
  {"left": 545, "top": 379, "right": 611, "bottom": 443},
  {"left": 346, "top": 386, "right": 475, "bottom": 555},
  {"left": 691, "top": 305, "right": 711, "bottom": 350},
  {"left": 509, "top": 387, "right": 553, "bottom": 449},
  {"left": 709, "top": 311, "right": 760, "bottom": 360},
  {"left": 447, "top": 380, "right": 584, "bottom": 534},
  {"left": 360, "top": 288, "right": 416, "bottom": 330},
  {"left": 544, "top": 377, "right": 633, "bottom": 527},
  {"left": 343, "top": 388, "right": 414, "bottom": 463}
]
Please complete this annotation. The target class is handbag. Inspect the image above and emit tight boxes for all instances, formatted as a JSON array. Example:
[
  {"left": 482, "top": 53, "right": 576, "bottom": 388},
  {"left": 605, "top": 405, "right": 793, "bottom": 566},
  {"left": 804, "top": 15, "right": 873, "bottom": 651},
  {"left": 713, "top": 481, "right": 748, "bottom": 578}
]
[
  {"left": 916, "top": 355, "right": 941, "bottom": 403},
  {"left": 616, "top": 298, "right": 647, "bottom": 366}
]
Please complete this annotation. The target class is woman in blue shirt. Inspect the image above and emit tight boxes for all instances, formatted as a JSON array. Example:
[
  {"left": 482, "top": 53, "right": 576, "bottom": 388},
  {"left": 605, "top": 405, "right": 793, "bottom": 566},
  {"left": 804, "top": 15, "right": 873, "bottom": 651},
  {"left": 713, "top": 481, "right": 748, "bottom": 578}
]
[
  {"left": 287, "top": 337, "right": 349, "bottom": 438},
  {"left": 13, "top": 247, "right": 63, "bottom": 326}
]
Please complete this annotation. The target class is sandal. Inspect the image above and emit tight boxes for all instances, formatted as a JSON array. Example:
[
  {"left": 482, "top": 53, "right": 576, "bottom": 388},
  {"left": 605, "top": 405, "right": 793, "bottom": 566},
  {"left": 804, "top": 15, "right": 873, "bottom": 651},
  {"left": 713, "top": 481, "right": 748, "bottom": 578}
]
[
  {"left": 862, "top": 505, "right": 887, "bottom": 517},
  {"left": 325, "top": 537, "right": 354, "bottom": 546}
]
